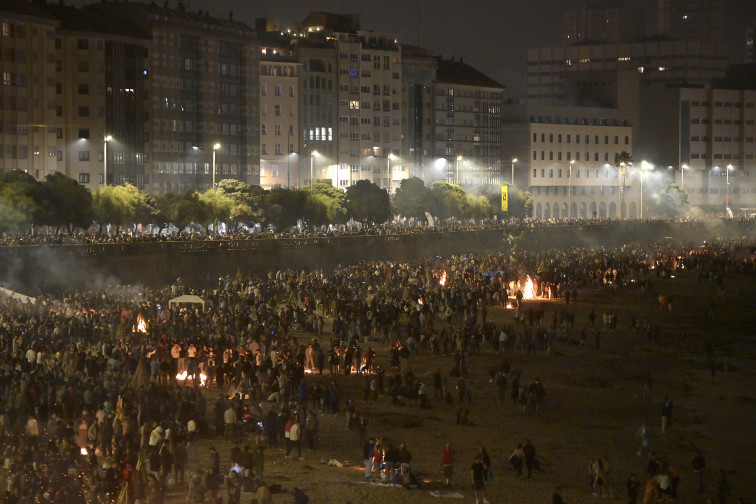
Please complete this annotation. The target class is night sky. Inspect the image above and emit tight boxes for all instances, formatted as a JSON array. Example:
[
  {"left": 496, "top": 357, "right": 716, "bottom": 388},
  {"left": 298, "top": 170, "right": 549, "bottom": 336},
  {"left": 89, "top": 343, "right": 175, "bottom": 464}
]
[{"left": 73, "top": 0, "right": 756, "bottom": 97}]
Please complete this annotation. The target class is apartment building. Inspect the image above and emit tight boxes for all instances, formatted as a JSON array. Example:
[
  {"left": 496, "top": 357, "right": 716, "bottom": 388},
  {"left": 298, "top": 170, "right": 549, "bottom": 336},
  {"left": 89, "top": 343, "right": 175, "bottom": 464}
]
[
  {"left": 258, "top": 33, "right": 301, "bottom": 189},
  {"left": 639, "top": 81, "right": 756, "bottom": 211},
  {"left": 0, "top": 1, "right": 58, "bottom": 179},
  {"left": 508, "top": 103, "right": 635, "bottom": 219}
]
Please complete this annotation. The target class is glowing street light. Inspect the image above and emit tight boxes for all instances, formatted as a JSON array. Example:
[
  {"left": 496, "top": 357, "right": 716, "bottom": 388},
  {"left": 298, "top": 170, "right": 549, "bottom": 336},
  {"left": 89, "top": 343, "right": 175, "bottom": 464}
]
[
  {"left": 511, "top": 157, "right": 518, "bottom": 186},
  {"left": 456, "top": 155, "right": 463, "bottom": 185},
  {"left": 681, "top": 163, "right": 688, "bottom": 190},
  {"left": 726, "top": 164, "right": 733, "bottom": 210},
  {"left": 103, "top": 135, "right": 112, "bottom": 186},
  {"left": 212, "top": 143, "right": 221, "bottom": 188}
]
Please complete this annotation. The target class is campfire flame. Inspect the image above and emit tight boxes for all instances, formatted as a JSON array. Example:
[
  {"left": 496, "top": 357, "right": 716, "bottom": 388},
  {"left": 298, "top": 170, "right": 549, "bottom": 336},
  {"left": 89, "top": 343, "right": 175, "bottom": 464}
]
[
  {"left": 439, "top": 271, "right": 447, "bottom": 286},
  {"left": 136, "top": 314, "right": 147, "bottom": 333},
  {"left": 509, "top": 276, "right": 537, "bottom": 300},
  {"left": 176, "top": 371, "right": 207, "bottom": 386}
]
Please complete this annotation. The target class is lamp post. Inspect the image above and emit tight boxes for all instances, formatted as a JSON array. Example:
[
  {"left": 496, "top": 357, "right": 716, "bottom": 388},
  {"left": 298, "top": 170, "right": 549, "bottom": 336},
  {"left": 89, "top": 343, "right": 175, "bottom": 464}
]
[
  {"left": 310, "top": 150, "right": 318, "bottom": 185},
  {"left": 387, "top": 153, "right": 396, "bottom": 194},
  {"left": 212, "top": 143, "right": 221, "bottom": 188},
  {"left": 456, "top": 155, "right": 462, "bottom": 185},
  {"left": 640, "top": 160, "right": 652, "bottom": 219},
  {"left": 726, "top": 164, "right": 733, "bottom": 211},
  {"left": 586, "top": 194, "right": 596, "bottom": 219},
  {"left": 568, "top": 160, "right": 574, "bottom": 219},
  {"left": 511, "top": 157, "right": 518, "bottom": 186},
  {"left": 103, "top": 135, "right": 112, "bottom": 186},
  {"left": 681, "top": 163, "right": 688, "bottom": 190}
]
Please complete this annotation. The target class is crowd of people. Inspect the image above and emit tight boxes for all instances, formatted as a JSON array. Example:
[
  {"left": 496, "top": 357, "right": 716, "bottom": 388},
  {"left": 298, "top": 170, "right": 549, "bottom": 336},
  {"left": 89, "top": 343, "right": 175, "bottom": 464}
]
[
  {"left": 0, "top": 235, "right": 753, "bottom": 503},
  {"left": 0, "top": 216, "right": 737, "bottom": 248}
]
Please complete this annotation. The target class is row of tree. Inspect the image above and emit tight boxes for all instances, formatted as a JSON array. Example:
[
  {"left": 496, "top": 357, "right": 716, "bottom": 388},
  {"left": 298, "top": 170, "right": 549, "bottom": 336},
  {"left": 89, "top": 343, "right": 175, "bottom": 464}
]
[{"left": 0, "top": 171, "right": 534, "bottom": 235}]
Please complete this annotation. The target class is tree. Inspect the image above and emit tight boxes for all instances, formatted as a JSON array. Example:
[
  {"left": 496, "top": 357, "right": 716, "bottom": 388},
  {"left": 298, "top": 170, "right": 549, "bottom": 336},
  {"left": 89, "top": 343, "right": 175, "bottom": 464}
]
[
  {"left": 0, "top": 170, "right": 40, "bottom": 234},
  {"left": 309, "top": 182, "right": 348, "bottom": 224},
  {"left": 157, "top": 190, "right": 210, "bottom": 231},
  {"left": 129, "top": 185, "right": 161, "bottom": 228},
  {"left": 477, "top": 184, "right": 533, "bottom": 219},
  {"left": 92, "top": 186, "right": 134, "bottom": 235},
  {"left": 464, "top": 193, "right": 493, "bottom": 220},
  {"left": 218, "top": 179, "right": 265, "bottom": 228},
  {"left": 650, "top": 184, "right": 689, "bottom": 218},
  {"left": 393, "top": 177, "right": 434, "bottom": 219},
  {"left": 430, "top": 182, "right": 468, "bottom": 219},
  {"left": 199, "top": 189, "right": 235, "bottom": 230},
  {"left": 263, "top": 187, "right": 309, "bottom": 229},
  {"left": 345, "top": 180, "right": 392, "bottom": 223},
  {"left": 36, "top": 172, "right": 93, "bottom": 233}
]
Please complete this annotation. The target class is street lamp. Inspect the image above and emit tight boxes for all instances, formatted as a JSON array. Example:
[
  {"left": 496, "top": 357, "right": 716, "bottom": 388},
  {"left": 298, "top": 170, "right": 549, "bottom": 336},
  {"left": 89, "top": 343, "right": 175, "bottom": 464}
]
[
  {"left": 387, "top": 153, "right": 397, "bottom": 194},
  {"left": 310, "top": 150, "right": 318, "bottom": 185},
  {"left": 681, "top": 163, "right": 688, "bottom": 190},
  {"left": 103, "top": 135, "right": 112, "bottom": 186},
  {"left": 640, "top": 160, "right": 653, "bottom": 219},
  {"left": 456, "top": 156, "right": 463, "bottom": 185},
  {"left": 568, "top": 160, "right": 574, "bottom": 219},
  {"left": 726, "top": 164, "right": 733, "bottom": 210},
  {"left": 511, "top": 157, "right": 518, "bottom": 186},
  {"left": 212, "top": 143, "right": 221, "bottom": 188}
]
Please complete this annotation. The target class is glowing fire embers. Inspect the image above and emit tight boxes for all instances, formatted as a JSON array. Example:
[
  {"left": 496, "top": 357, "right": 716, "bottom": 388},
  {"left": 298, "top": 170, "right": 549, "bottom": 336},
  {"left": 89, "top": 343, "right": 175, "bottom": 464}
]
[
  {"left": 136, "top": 314, "right": 147, "bottom": 333},
  {"left": 439, "top": 271, "right": 447, "bottom": 286},
  {"left": 176, "top": 371, "right": 207, "bottom": 386}
]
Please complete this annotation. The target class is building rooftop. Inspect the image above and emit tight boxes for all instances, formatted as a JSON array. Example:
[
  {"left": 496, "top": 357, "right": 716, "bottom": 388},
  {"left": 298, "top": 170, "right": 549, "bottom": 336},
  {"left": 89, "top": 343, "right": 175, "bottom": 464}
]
[
  {"left": 1, "top": 0, "right": 58, "bottom": 20},
  {"left": 435, "top": 57, "right": 504, "bottom": 89}
]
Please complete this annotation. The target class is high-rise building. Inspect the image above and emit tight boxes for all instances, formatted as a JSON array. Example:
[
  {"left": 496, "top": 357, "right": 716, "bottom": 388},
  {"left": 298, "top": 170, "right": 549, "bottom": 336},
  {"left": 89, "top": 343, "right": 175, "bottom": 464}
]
[
  {"left": 2, "top": 1, "right": 261, "bottom": 195},
  {"left": 504, "top": 102, "right": 635, "bottom": 219},
  {"left": 431, "top": 57, "right": 504, "bottom": 186},
  {"left": 0, "top": 1, "right": 59, "bottom": 180},
  {"left": 657, "top": 0, "right": 724, "bottom": 43},
  {"left": 46, "top": 2, "right": 149, "bottom": 189},
  {"left": 639, "top": 77, "right": 756, "bottom": 210},
  {"left": 562, "top": 0, "right": 646, "bottom": 45},
  {"left": 293, "top": 13, "right": 404, "bottom": 191},
  {"left": 524, "top": 0, "right": 756, "bottom": 216},
  {"left": 401, "top": 45, "right": 436, "bottom": 181},
  {"left": 258, "top": 32, "right": 301, "bottom": 189}
]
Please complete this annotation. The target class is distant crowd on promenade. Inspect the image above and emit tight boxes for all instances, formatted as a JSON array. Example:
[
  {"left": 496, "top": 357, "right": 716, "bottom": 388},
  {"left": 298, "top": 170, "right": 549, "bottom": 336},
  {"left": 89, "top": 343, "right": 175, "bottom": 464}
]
[
  {"left": 0, "top": 216, "right": 746, "bottom": 248},
  {"left": 1, "top": 237, "right": 753, "bottom": 504}
]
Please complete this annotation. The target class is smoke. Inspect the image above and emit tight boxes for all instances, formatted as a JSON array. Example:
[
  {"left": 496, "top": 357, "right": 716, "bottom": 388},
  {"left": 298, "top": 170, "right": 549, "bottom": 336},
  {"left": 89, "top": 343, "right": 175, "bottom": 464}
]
[{"left": 0, "top": 246, "right": 124, "bottom": 296}]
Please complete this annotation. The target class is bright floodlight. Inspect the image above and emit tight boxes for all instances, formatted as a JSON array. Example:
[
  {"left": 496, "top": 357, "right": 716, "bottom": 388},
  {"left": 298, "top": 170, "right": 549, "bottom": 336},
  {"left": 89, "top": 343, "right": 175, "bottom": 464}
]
[{"left": 213, "top": 143, "right": 221, "bottom": 150}]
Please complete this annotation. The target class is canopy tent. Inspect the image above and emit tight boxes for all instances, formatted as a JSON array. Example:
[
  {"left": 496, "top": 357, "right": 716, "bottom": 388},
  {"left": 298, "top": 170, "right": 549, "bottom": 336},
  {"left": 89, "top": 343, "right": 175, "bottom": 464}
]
[
  {"left": 168, "top": 294, "right": 206, "bottom": 310},
  {"left": 0, "top": 286, "right": 36, "bottom": 304}
]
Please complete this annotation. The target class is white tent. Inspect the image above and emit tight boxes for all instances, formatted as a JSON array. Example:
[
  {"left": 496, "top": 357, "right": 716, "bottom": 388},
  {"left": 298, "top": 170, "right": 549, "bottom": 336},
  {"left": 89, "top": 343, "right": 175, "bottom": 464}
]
[
  {"left": 168, "top": 294, "right": 206, "bottom": 310},
  {"left": 0, "top": 286, "right": 36, "bottom": 304}
]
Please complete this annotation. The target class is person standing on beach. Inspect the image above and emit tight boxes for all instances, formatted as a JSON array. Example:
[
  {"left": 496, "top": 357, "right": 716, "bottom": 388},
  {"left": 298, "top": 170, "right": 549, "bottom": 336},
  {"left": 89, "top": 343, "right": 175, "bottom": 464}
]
[
  {"left": 441, "top": 443, "right": 454, "bottom": 486},
  {"left": 471, "top": 454, "right": 490, "bottom": 504}
]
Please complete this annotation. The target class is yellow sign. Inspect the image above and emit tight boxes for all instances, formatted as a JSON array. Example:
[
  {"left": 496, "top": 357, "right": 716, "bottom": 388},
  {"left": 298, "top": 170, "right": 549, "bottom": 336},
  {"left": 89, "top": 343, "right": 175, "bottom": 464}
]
[{"left": 501, "top": 185, "right": 509, "bottom": 212}]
